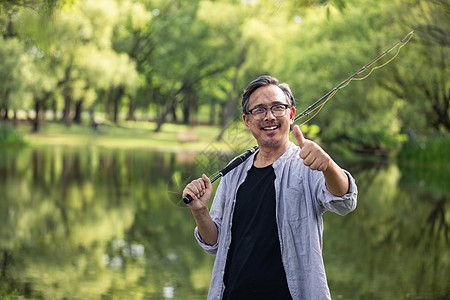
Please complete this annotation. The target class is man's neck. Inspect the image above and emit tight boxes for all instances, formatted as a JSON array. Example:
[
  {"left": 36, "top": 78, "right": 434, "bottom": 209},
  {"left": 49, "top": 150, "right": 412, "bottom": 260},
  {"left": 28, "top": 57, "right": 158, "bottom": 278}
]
[{"left": 253, "top": 140, "right": 290, "bottom": 168}]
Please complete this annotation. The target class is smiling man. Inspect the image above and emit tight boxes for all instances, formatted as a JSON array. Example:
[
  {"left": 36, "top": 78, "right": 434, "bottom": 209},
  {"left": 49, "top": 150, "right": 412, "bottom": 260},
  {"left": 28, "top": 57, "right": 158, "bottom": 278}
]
[{"left": 183, "top": 75, "right": 358, "bottom": 300}]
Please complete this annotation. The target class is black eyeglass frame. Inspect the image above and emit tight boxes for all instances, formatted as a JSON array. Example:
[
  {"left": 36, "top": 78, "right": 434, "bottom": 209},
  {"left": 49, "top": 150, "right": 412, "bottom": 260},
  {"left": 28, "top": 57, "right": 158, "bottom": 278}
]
[{"left": 247, "top": 104, "right": 291, "bottom": 120}]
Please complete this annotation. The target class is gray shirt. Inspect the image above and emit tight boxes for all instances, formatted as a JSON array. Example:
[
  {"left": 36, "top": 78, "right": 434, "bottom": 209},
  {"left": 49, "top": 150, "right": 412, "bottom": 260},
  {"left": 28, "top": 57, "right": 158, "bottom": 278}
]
[{"left": 195, "top": 142, "right": 358, "bottom": 300}]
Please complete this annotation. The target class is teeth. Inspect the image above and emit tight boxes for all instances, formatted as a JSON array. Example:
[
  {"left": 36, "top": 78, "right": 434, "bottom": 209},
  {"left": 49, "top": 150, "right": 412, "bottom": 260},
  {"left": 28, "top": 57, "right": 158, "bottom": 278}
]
[{"left": 264, "top": 126, "right": 277, "bottom": 130}]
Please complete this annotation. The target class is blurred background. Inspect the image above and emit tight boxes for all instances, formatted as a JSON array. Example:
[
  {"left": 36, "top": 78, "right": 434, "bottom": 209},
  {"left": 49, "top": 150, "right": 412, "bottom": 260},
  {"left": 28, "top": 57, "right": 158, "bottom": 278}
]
[{"left": 0, "top": 0, "right": 448, "bottom": 299}]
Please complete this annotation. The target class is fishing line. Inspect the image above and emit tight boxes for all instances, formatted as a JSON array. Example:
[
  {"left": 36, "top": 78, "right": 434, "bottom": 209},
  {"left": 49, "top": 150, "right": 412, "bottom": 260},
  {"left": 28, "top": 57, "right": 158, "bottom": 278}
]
[
  {"left": 294, "top": 30, "right": 415, "bottom": 125},
  {"left": 183, "top": 30, "right": 415, "bottom": 204}
]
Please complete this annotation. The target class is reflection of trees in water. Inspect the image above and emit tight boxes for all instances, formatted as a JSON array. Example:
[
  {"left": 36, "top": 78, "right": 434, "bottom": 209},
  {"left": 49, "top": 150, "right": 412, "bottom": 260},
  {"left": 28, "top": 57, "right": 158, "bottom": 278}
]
[
  {"left": 399, "top": 162, "right": 450, "bottom": 247},
  {"left": 424, "top": 196, "right": 449, "bottom": 245},
  {"left": 399, "top": 162, "right": 449, "bottom": 298},
  {"left": 1, "top": 148, "right": 449, "bottom": 298},
  {"left": 0, "top": 249, "right": 43, "bottom": 299},
  {"left": 0, "top": 147, "right": 212, "bottom": 298},
  {"left": 324, "top": 162, "right": 449, "bottom": 299}
]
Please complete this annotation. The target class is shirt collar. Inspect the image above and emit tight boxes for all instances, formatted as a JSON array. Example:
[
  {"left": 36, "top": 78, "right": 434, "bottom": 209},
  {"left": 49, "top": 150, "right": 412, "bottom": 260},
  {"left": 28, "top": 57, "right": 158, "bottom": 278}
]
[{"left": 273, "top": 142, "right": 297, "bottom": 168}]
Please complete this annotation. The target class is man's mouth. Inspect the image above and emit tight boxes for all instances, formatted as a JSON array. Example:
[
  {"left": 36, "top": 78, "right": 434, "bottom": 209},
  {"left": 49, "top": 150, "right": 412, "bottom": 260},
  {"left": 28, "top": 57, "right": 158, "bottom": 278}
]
[{"left": 261, "top": 124, "right": 280, "bottom": 131}]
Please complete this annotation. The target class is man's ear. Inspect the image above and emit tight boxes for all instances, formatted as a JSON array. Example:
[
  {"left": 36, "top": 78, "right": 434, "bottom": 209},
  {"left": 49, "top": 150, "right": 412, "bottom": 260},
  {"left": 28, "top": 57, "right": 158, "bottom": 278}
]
[
  {"left": 289, "top": 106, "right": 296, "bottom": 124},
  {"left": 243, "top": 114, "right": 250, "bottom": 129}
]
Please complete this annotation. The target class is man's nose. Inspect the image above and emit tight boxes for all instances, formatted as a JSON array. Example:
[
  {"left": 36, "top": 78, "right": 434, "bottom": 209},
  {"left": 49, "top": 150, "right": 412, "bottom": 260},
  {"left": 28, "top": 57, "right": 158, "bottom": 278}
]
[{"left": 264, "top": 109, "right": 276, "bottom": 120}]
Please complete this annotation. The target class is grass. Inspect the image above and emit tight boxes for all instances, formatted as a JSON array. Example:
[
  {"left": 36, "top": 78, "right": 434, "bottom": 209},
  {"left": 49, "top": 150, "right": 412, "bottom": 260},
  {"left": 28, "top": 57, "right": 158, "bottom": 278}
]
[
  {"left": 12, "top": 121, "right": 254, "bottom": 153},
  {"left": 397, "top": 133, "right": 450, "bottom": 197},
  {"left": 0, "top": 123, "right": 27, "bottom": 148},
  {"left": 10, "top": 121, "right": 450, "bottom": 161},
  {"left": 398, "top": 133, "right": 450, "bottom": 165}
]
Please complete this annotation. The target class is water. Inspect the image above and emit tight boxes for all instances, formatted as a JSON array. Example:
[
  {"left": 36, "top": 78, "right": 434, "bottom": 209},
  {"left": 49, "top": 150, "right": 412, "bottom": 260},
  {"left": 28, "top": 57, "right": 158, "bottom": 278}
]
[{"left": 0, "top": 146, "right": 448, "bottom": 299}]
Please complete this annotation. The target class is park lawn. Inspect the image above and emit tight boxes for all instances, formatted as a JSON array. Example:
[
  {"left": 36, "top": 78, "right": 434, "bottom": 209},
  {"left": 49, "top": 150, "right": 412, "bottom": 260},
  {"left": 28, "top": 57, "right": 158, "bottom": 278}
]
[{"left": 18, "top": 121, "right": 254, "bottom": 153}]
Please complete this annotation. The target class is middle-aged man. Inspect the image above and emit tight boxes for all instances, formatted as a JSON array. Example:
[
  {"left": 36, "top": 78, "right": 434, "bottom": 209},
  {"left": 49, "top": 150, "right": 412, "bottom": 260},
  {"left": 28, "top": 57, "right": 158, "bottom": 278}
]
[{"left": 182, "top": 75, "right": 358, "bottom": 300}]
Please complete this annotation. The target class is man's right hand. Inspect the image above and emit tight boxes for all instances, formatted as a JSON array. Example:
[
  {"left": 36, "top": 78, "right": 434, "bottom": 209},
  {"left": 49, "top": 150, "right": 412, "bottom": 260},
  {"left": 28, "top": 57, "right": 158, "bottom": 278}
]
[
  {"left": 182, "top": 174, "right": 213, "bottom": 211},
  {"left": 183, "top": 174, "right": 218, "bottom": 245}
]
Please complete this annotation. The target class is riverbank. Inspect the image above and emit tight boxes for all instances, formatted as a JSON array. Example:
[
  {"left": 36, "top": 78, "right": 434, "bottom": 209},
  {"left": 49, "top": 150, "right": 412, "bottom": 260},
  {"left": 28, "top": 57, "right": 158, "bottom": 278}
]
[
  {"left": 7, "top": 121, "right": 254, "bottom": 154},
  {"left": 2, "top": 122, "right": 449, "bottom": 162},
  {"left": 1, "top": 130, "right": 449, "bottom": 300},
  {"left": 397, "top": 133, "right": 450, "bottom": 165}
]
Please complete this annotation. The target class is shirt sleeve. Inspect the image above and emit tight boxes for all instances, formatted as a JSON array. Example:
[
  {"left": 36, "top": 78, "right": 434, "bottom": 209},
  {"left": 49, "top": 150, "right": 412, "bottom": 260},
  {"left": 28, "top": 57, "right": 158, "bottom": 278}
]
[
  {"left": 194, "top": 177, "right": 227, "bottom": 255},
  {"left": 315, "top": 169, "right": 358, "bottom": 216}
]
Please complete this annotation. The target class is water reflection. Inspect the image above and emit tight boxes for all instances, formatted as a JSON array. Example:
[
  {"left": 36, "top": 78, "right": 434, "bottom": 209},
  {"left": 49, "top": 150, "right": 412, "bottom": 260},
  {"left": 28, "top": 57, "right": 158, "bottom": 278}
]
[
  {"left": 0, "top": 147, "right": 448, "bottom": 299},
  {"left": 325, "top": 161, "right": 449, "bottom": 300}
]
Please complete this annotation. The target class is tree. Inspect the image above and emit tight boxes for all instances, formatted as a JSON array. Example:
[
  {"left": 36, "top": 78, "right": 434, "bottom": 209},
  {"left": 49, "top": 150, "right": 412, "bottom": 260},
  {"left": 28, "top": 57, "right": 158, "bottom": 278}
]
[
  {"left": 0, "top": 37, "right": 25, "bottom": 120},
  {"left": 383, "top": 0, "right": 449, "bottom": 132},
  {"left": 8, "top": 0, "right": 139, "bottom": 130},
  {"left": 0, "top": 12, "right": 58, "bottom": 131},
  {"left": 266, "top": 0, "right": 418, "bottom": 155},
  {"left": 149, "top": 0, "right": 231, "bottom": 132},
  {"left": 111, "top": 0, "right": 154, "bottom": 122}
]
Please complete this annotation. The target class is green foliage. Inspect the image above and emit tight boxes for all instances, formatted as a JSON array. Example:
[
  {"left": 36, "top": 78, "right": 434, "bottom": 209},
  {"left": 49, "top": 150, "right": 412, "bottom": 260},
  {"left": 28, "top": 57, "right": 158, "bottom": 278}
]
[
  {"left": 398, "top": 133, "right": 450, "bottom": 166},
  {"left": 0, "top": 0, "right": 447, "bottom": 154},
  {"left": 391, "top": 0, "right": 450, "bottom": 132},
  {"left": 0, "top": 146, "right": 218, "bottom": 298},
  {"left": 324, "top": 162, "right": 449, "bottom": 299},
  {"left": 0, "top": 123, "right": 27, "bottom": 147},
  {"left": 20, "top": 121, "right": 249, "bottom": 152},
  {"left": 0, "top": 0, "right": 64, "bottom": 14},
  {"left": 397, "top": 134, "right": 450, "bottom": 199},
  {"left": 1, "top": 145, "right": 448, "bottom": 299},
  {"left": 0, "top": 288, "right": 23, "bottom": 300},
  {"left": 271, "top": 0, "right": 449, "bottom": 156}
]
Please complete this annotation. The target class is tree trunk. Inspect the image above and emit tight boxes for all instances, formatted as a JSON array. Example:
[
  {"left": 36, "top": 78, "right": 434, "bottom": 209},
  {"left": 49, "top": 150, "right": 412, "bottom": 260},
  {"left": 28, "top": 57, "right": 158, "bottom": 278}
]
[
  {"left": 73, "top": 100, "right": 83, "bottom": 124},
  {"left": 209, "top": 103, "right": 216, "bottom": 125},
  {"left": 1, "top": 91, "right": 10, "bottom": 120},
  {"left": 183, "top": 93, "right": 197, "bottom": 124},
  {"left": 0, "top": 106, "right": 7, "bottom": 120},
  {"left": 154, "top": 98, "right": 177, "bottom": 132},
  {"left": 113, "top": 86, "right": 125, "bottom": 123},
  {"left": 154, "top": 85, "right": 188, "bottom": 132},
  {"left": 433, "top": 93, "right": 450, "bottom": 131},
  {"left": 63, "top": 90, "right": 72, "bottom": 127},
  {"left": 217, "top": 47, "right": 247, "bottom": 141},
  {"left": 154, "top": 63, "right": 229, "bottom": 131},
  {"left": 182, "top": 103, "right": 190, "bottom": 125},
  {"left": 32, "top": 99, "right": 41, "bottom": 133},
  {"left": 13, "top": 110, "right": 18, "bottom": 126},
  {"left": 127, "top": 96, "right": 135, "bottom": 121},
  {"left": 51, "top": 99, "right": 57, "bottom": 121},
  {"left": 170, "top": 102, "right": 178, "bottom": 123},
  {"left": 6, "top": 12, "right": 15, "bottom": 38}
]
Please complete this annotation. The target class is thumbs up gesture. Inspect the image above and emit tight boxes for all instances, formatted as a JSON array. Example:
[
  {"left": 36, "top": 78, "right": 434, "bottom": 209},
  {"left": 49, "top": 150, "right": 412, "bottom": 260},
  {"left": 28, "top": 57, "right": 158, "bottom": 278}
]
[{"left": 293, "top": 125, "right": 331, "bottom": 172}]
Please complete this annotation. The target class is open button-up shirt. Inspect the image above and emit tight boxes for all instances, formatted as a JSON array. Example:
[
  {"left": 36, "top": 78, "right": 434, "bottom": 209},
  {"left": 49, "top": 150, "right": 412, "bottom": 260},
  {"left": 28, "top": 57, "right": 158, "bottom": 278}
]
[{"left": 195, "top": 142, "right": 358, "bottom": 300}]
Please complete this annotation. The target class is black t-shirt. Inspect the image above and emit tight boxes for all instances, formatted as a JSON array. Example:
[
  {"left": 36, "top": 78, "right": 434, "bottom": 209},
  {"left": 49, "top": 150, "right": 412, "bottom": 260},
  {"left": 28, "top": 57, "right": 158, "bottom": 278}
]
[{"left": 222, "top": 165, "right": 292, "bottom": 300}]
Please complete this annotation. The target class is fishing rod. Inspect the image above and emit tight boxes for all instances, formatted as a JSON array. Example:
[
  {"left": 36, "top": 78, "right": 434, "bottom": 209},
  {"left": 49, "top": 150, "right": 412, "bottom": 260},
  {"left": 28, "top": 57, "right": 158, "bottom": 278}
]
[{"left": 183, "top": 30, "right": 414, "bottom": 204}]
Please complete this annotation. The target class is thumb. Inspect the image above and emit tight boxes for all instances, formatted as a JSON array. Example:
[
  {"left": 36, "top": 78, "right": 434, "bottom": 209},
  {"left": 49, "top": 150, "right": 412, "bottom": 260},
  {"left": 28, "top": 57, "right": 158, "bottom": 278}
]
[
  {"left": 293, "top": 125, "right": 306, "bottom": 148},
  {"left": 202, "top": 174, "right": 212, "bottom": 190}
]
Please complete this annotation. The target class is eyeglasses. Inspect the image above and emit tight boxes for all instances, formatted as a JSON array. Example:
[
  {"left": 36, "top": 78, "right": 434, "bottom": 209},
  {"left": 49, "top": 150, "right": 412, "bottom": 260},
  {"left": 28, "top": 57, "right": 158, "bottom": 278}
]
[{"left": 247, "top": 104, "right": 290, "bottom": 120}]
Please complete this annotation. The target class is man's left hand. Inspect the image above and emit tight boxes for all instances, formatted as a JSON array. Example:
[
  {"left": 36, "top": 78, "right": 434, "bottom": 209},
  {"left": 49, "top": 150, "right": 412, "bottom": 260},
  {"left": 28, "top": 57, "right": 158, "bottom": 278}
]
[{"left": 293, "top": 125, "right": 331, "bottom": 172}]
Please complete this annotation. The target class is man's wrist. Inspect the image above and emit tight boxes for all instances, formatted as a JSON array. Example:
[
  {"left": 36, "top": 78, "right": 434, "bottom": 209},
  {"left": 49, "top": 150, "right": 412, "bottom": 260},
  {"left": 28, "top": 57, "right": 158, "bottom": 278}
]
[{"left": 191, "top": 206, "right": 210, "bottom": 218}]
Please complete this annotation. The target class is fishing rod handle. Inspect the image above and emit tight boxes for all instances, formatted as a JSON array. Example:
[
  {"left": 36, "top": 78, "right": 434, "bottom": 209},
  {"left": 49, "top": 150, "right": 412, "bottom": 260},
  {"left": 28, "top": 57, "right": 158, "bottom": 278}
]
[
  {"left": 182, "top": 173, "right": 222, "bottom": 204},
  {"left": 183, "top": 194, "right": 194, "bottom": 204},
  {"left": 183, "top": 146, "right": 258, "bottom": 205}
]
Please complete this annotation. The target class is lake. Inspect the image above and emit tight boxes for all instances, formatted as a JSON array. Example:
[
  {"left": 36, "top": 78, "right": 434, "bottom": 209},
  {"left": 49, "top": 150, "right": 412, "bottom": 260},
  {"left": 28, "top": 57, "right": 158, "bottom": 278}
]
[{"left": 0, "top": 146, "right": 448, "bottom": 299}]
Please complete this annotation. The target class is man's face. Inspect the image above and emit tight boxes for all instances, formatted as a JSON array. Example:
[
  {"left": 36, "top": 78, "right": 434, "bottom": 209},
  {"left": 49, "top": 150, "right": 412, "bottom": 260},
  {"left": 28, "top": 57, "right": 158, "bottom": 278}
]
[{"left": 243, "top": 85, "right": 295, "bottom": 148}]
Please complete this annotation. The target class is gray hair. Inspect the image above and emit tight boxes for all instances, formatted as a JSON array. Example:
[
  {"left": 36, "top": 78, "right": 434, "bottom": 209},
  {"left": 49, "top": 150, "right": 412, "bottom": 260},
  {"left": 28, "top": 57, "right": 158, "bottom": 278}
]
[{"left": 241, "top": 75, "right": 296, "bottom": 114}]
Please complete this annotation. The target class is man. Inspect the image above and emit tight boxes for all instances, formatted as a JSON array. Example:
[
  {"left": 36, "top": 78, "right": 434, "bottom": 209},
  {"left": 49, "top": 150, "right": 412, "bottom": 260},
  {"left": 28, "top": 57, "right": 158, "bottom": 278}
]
[{"left": 182, "top": 75, "right": 357, "bottom": 300}]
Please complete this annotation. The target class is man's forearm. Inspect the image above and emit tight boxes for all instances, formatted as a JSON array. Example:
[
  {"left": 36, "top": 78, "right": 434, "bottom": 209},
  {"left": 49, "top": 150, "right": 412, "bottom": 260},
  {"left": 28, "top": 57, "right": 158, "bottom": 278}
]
[
  {"left": 323, "top": 161, "right": 349, "bottom": 197},
  {"left": 192, "top": 207, "right": 218, "bottom": 246}
]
